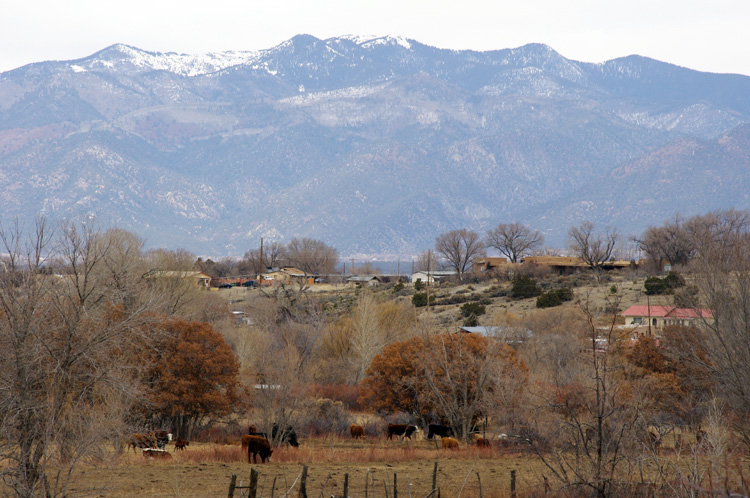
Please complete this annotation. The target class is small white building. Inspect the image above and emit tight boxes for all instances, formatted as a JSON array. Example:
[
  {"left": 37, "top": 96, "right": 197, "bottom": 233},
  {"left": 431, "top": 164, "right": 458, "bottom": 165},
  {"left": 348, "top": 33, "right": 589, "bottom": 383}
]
[{"left": 410, "top": 270, "right": 457, "bottom": 284}]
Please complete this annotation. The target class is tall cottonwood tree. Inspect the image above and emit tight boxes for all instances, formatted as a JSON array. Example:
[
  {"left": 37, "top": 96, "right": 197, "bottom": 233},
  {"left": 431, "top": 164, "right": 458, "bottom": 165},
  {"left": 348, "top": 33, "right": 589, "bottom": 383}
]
[
  {"left": 486, "top": 222, "right": 544, "bottom": 263},
  {"left": 637, "top": 215, "right": 693, "bottom": 267},
  {"left": 568, "top": 221, "right": 619, "bottom": 282},
  {"left": 0, "top": 220, "right": 154, "bottom": 498},
  {"left": 435, "top": 229, "right": 485, "bottom": 281},
  {"left": 244, "top": 241, "right": 287, "bottom": 273},
  {"left": 679, "top": 211, "right": 750, "bottom": 445},
  {"left": 285, "top": 237, "right": 338, "bottom": 275}
]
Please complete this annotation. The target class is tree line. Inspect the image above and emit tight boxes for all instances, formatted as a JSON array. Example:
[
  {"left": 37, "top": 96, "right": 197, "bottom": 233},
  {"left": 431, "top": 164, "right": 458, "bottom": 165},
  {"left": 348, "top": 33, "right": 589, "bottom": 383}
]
[{"left": 4, "top": 209, "right": 750, "bottom": 497}]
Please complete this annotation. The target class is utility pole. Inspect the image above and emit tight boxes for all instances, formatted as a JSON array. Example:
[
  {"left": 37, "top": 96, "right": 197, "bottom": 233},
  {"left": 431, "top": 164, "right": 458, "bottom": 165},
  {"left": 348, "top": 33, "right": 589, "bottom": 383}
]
[
  {"left": 258, "top": 237, "right": 263, "bottom": 289},
  {"left": 426, "top": 249, "right": 432, "bottom": 317}
]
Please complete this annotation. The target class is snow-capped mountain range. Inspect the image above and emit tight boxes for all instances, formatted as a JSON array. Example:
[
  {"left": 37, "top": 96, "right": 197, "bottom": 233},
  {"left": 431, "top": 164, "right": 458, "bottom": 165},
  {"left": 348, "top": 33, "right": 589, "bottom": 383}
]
[{"left": 1, "top": 35, "right": 750, "bottom": 258}]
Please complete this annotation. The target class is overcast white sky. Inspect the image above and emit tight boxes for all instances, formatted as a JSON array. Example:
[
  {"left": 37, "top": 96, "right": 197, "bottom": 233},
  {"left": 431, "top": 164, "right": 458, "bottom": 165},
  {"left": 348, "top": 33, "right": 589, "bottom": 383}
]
[{"left": 2, "top": 0, "right": 750, "bottom": 75}]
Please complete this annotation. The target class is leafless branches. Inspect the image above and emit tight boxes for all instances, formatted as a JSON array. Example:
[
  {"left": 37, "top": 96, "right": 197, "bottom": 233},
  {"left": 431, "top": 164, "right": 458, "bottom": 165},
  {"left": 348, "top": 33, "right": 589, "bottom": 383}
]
[
  {"left": 486, "top": 222, "right": 544, "bottom": 263},
  {"left": 435, "top": 229, "right": 485, "bottom": 281},
  {"left": 568, "top": 221, "right": 619, "bottom": 282},
  {"left": 0, "top": 218, "right": 155, "bottom": 498}
]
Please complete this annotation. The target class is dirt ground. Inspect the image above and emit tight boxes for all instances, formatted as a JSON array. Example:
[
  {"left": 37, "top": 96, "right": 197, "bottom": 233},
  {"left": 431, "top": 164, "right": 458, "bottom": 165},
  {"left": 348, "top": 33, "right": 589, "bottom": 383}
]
[{"left": 66, "top": 438, "right": 547, "bottom": 498}]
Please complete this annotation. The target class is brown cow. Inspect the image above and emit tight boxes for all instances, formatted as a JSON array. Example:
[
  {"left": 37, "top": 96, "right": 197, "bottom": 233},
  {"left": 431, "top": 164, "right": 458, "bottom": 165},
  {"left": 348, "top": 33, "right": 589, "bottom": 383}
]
[
  {"left": 127, "top": 433, "right": 156, "bottom": 453},
  {"left": 350, "top": 424, "right": 365, "bottom": 439},
  {"left": 241, "top": 434, "right": 252, "bottom": 451},
  {"left": 174, "top": 437, "right": 189, "bottom": 451},
  {"left": 476, "top": 437, "right": 491, "bottom": 448},
  {"left": 387, "top": 424, "right": 418, "bottom": 440},
  {"left": 442, "top": 437, "right": 460, "bottom": 449},
  {"left": 246, "top": 435, "right": 273, "bottom": 463}
]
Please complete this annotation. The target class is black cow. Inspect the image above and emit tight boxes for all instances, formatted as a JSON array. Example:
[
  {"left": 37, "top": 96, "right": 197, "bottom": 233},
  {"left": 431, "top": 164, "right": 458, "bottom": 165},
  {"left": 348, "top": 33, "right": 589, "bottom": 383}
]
[
  {"left": 387, "top": 424, "right": 418, "bottom": 440},
  {"left": 427, "top": 424, "right": 454, "bottom": 439},
  {"left": 154, "top": 430, "right": 171, "bottom": 449},
  {"left": 272, "top": 424, "right": 299, "bottom": 447}
]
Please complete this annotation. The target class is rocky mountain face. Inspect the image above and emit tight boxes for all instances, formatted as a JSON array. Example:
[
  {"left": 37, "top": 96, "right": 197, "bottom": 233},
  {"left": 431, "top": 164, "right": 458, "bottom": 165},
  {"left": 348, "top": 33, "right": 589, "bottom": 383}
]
[{"left": 1, "top": 35, "right": 749, "bottom": 258}]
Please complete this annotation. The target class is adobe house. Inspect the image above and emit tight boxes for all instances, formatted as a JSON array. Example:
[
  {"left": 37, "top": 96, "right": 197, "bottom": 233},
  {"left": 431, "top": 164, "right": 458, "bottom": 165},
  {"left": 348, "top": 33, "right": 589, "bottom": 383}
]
[
  {"left": 347, "top": 275, "right": 381, "bottom": 287},
  {"left": 473, "top": 257, "right": 508, "bottom": 274}
]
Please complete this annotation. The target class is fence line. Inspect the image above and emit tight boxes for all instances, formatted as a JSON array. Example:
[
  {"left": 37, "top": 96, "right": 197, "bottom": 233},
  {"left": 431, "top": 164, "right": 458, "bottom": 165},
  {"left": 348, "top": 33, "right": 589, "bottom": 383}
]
[{"left": 227, "top": 463, "right": 520, "bottom": 498}]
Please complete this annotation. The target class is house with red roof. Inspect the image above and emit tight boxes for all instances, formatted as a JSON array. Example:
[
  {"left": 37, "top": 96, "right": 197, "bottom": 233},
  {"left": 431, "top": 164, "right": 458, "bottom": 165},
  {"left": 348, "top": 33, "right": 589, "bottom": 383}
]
[{"left": 621, "top": 304, "right": 713, "bottom": 329}]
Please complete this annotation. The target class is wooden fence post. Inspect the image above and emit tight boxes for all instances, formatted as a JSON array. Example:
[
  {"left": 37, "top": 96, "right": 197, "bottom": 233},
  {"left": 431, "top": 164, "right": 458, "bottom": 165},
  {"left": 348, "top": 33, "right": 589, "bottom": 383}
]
[
  {"left": 393, "top": 473, "right": 397, "bottom": 498},
  {"left": 344, "top": 473, "right": 349, "bottom": 498},
  {"left": 299, "top": 465, "right": 309, "bottom": 498},
  {"left": 250, "top": 468, "right": 259, "bottom": 498},
  {"left": 432, "top": 462, "right": 438, "bottom": 492},
  {"left": 228, "top": 474, "right": 237, "bottom": 498},
  {"left": 510, "top": 470, "right": 516, "bottom": 498}
]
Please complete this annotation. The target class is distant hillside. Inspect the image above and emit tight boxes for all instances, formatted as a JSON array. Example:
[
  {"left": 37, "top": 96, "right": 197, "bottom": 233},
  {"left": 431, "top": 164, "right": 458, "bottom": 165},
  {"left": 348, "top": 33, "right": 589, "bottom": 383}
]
[{"left": 1, "top": 35, "right": 749, "bottom": 257}]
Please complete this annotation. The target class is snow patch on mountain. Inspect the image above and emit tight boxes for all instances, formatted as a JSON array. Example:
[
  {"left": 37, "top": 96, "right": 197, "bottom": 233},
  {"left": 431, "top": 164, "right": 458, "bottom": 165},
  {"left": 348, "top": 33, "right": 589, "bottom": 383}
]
[{"left": 83, "top": 44, "right": 262, "bottom": 77}]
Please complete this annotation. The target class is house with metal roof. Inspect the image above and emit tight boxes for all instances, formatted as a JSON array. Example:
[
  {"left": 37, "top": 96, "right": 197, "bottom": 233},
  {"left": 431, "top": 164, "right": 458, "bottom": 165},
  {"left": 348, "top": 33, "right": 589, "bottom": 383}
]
[{"left": 621, "top": 305, "right": 713, "bottom": 329}]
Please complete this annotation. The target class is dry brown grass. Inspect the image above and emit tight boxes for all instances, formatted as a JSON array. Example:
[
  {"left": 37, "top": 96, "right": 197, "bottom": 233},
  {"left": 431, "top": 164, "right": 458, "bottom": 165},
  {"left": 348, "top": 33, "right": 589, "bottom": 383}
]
[
  {"left": 64, "top": 434, "right": 749, "bottom": 498},
  {"left": 66, "top": 437, "right": 546, "bottom": 498}
]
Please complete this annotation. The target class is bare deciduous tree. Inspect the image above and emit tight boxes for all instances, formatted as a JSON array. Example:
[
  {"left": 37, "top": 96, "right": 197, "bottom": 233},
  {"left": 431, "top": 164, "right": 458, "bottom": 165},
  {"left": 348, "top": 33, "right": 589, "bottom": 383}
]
[
  {"left": 636, "top": 215, "right": 693, "bottom": 267},
  {"left": 486, "top": 222, "right": 544, "bottom": 263},
  {"left": 679, "top": 214, "right": 750, "bottom": 446},
  {"left": 142, "top": 247, "right": 202, "bottom": 316},
  {"left": 435, "top": 229, "right": 485, "bottom": 281},
  {"left": 419, "top": 332, "right": 524, "bottom": 440},
  {"left": 244, "top": 241, "right": 287, "bottom": 273},
  {"left": 686, "top": 208, "right": 750, "bottom": 262},
  {"left": 0, "top": 219, "right": 154, "bottom": 498},
  {"left": 568, "top": 221, "right": 619, "bottom": 282},
  {"left": 530, "top": 292, "right": 641, "bottom": 498},
  {"left": 285, "top": 237, "right": 338, "bottom": 276}
]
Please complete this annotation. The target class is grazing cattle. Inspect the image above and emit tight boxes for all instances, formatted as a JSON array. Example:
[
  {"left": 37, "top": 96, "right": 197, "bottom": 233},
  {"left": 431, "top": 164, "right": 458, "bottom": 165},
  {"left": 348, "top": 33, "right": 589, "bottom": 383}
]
[
  {"left": 174, "top": 437, "right": 188, "bottom": 452},
  {"left": 246, "top": 436, "right": 273, "bottom": 463},
  {"left": 272, "top": 424, "right": 299, "bottom": 447},
  {"left": 387, "top": 424, "right": 418, "bottom": 440},
  {"left": 127, "top": 433, "right": 157, "bottom": 453},
  {"left": 427, "top": 424, "right": 453, "bottom": 440},
  {"left": 350, "top": 424, "right": 365, "bottom": 439},
  {"left": 441, "top": 437, "right": 460, "bottom": 450},
  {"left": 241, "top": 434, "right": 254, "bottom": 451},
  {"left": 476, "top": 437, "right": 491, "bottom": 448},
  {"left": 143, "top": 448, "right": 172, "bottom": 460},
  {"left": 154, "top": 430, "right": 171, "bottom": 449}
]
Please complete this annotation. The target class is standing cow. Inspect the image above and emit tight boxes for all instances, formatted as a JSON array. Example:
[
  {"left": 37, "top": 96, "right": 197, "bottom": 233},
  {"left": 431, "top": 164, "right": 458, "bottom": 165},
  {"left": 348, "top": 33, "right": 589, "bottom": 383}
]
[
  {"left": 387, "top": 424, "right": 418, "bottom": 440},
  {"left": 476, "top": 437, "right": 491, "bottom": 448},
  {"left": 272, "top": 424, "right": 300, "bottom": 447},
  {"left": 427, "top": 424, "right": 454, "bottom": 439},
  {"left": 246, "top": 435, "right": 273, "bottom": 463},
  {"left": 350, "top": 424, "right": 365, "bottom": 439}
]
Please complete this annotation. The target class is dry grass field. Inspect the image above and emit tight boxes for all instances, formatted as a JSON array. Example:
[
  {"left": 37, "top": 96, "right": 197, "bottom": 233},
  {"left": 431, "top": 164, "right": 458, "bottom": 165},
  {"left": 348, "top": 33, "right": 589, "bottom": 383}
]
[{"left": 67, "top": 437, "right": 547, "bottom": 498}]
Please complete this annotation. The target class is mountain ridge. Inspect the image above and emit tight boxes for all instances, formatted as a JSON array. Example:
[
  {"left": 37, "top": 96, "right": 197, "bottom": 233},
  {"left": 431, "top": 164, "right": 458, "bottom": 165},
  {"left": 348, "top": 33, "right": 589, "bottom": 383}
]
[{"left": 1, "top": 35, "right": 750, "bottom": 258}]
